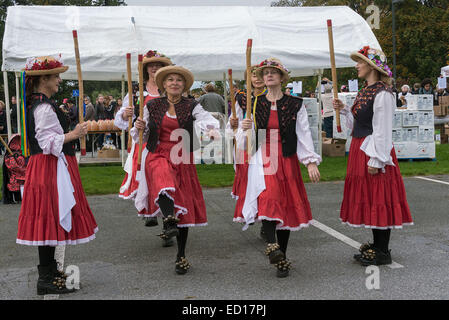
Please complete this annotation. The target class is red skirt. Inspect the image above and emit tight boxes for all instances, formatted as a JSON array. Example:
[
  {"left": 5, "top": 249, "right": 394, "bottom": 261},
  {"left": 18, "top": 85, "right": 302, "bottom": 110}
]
[
  {"left": 119, "top": 142, "right": 146, "bottom": 200},
  {"left": 234, "top": 152, "right": 313, "bottom": 231},
  {"left": 17, "top": 154, "right": 98, "bottom": 246},
  {"left": 142, "top": 144, "right": 207, "bottom": 227},
  {"left": 340, "top": 137, "right": 413, "bottom": 229}
]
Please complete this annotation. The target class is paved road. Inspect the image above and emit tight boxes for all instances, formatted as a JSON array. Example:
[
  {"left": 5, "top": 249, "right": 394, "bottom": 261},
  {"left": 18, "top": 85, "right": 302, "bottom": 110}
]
[{"left": 1, "top": 175, "right": 448, "bottom": 300}]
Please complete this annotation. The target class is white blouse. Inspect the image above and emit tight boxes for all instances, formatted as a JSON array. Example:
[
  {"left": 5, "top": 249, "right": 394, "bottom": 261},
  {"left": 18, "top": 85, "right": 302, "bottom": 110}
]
[
  {"left": 114, "top": 92, "right": 160, "bottom": 131},
  {"left": 34, "top": 103, "right": 65, "bottom": 157},
  {"left": 340, "top": 91, "right": 395, "bottom": 170},
  {"left": 130, "top": 102, "right": 219, "bottom": 143}
]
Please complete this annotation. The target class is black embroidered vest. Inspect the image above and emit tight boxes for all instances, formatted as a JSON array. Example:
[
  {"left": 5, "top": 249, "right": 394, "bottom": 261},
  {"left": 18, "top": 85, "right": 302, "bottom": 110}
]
[
  {"left": 351, "top": 82, "right": 393, "bottom": 138},
  {"left": 146, "top": 97, "right": 199, "bottom": 153},
  {"left": 27, "top": 93, "right": 75, "bottom": 156},
  {"left": 254, "top": 95, "right": 302, "bottom": 157}
]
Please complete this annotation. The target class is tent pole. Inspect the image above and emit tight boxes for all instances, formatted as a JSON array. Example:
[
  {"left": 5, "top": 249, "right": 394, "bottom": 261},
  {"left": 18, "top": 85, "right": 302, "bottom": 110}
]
[
  {"left": 121, "top": 74, "right": 126, "bottom": 167},
  {"left": 15, "top": 72, "right": 21, "bottom": 135},
  {"left": 3, "top": 71, "right": 12, "bottom": 140},
  {"left": 317, "top": 70, "right": 323, "bottom": 159}
]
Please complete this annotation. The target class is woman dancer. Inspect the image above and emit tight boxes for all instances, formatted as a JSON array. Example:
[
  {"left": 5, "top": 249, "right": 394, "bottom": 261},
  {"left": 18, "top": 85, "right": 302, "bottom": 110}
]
[
  {"left": 236, "top": 58, "right": 321, "bottom": 277},
  {"left": 133, "top": 65, "right": 219, "bottom": 274},
  {"left": 17, "top": 55, "right": 98, "bottom": 295},
  {"left": 114, "top": 50, "right": 173, "bottom": 235},
  {"left": 333, "top": 46, "right": 413, "bottom": 266}
]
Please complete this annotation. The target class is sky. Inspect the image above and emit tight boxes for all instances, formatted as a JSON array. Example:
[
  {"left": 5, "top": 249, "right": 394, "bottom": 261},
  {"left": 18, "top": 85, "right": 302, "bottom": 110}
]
[{"left": 125, "top": 0, "right": 274, "bottom": 6}]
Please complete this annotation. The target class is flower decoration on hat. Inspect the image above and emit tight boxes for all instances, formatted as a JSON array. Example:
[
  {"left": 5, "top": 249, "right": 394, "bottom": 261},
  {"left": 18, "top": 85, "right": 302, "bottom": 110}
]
[
  {"left": 145, "top": 50, "right": 169, "bottom": 60},
  {"left": 357, "top": 46, "right": 392, "bottom": 77},
  {"left": 258, "top": 58, "right": 290, "bottom": 75},
  {"left": 25, "top": 54, "right": 64, "bottom": 71}
]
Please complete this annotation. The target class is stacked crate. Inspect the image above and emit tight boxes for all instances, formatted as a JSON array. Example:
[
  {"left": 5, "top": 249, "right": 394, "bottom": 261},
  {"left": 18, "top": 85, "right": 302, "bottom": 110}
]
[
  {"left": 393, "top": 94, "right": 435, "bottom": 159},
  {"left": 332, "top": 92, "right": 358, "bottom": 152},
  {"left": 303, "top": 97, "right": 321, "bottom": 155}
]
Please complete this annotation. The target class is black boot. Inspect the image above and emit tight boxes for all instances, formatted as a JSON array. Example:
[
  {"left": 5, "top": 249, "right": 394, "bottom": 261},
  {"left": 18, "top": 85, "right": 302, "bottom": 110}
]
[
  {"left": 275, "top": 259, "right": 292, "bottom": 278},
  {"left": 37, "top": 265, "right": 75, "bottom": 295},
  {"left": 157, "top": 215, "right": 179, "bottom": 241},
  {"left": 49, "top": 260, "right": 68, "bottom": 280},
  {"left": 353, "top": 242, "right": 374, "bottom": 261},
  {"left": 162, "top": 238, "right": 174, "bottom": 247},
  {"left": 175, "top": 257, "right": 191, "bottom": 275},
  {"left": 359, "top": 248, "right": 392, "bottom": 266},
  {"left": 265, "top": 243, "right": 285, "bottom": 264},
  {"left": 144, "top": 216, "right": 158, "bottom": 227}
]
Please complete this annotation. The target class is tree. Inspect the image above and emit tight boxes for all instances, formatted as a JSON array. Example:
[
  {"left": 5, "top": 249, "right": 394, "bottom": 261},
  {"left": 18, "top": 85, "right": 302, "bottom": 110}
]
[{"left": 271, "top": 0, "right": 449, "bottom": 88}]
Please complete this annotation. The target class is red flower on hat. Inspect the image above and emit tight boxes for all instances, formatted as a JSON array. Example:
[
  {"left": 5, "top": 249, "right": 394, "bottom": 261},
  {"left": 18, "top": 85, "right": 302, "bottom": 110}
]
[
  {"left": 358, "top": 46, "right": 370, "bottom": 57},
  {"left": 29, "top": 59, "right": 63, "bottom": 71}
]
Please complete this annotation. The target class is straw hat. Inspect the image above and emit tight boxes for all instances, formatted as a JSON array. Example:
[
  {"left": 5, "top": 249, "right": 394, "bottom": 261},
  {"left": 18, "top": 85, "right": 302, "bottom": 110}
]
[
  {"left": 350, "top": 46, "right": 393, "bottom": 84},
  {"left": 255, "top": 58, "right": 290, "bottom": 84},
  {"left": 155, "top": 66, "right": 194, "bottom": 93},
  {"left": 142, "top": 50, "right": 172, "bottom": 68},
  {"left": 243, "top": 64, "right": 262, "bottom": 81},
  {"left": 23, "top": 55, "right": 68, "bottom": 76}
]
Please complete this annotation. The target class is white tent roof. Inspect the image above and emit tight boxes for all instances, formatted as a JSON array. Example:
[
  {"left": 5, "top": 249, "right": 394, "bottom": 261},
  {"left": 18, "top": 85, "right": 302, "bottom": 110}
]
[
  {"left": 2, "top": 5, "right": 380, "bottom": 81},
  {"left": 442, "top": 66, "right": 449, "bottom": 77}
]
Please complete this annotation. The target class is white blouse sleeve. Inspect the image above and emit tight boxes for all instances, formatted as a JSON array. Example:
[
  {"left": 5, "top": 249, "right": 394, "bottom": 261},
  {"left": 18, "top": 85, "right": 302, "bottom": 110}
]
[
  {"left": 130, "top": 105, "right": 149, "bottom": 143},
  {"left": 226, "top": 101, "right": 245, "bottom": 131},
  {"left": 338, "top": 102, "right": 354, "bottom": 130},
  {"left": 34, "top": 103, "right": 65, "bottom": 157},
  {"left": 114, "top": 93, "right": 136, "bottom": 130},
  {"left": 192, "top": 103, "right": 220, "bottom": 132},
  {"left": 360, "top": 91, "right": 395, "bottom": 170},
  {"left": 296, "top": 107, "right": 322, "bottom": 165}
]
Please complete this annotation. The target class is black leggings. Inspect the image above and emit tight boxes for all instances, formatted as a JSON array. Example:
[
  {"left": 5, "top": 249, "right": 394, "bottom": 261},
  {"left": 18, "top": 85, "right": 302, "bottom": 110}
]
[
  {"left": 262, "top": 220, "right": 291, "bottom": 257},
  {"left": 158, "top": 194, "right": 174, "bottom": 218},
  {"left": 372, "top": 229, "right": 391, "bottom": 253},
  {"left": 38, "top": 246, "right": 55, "bottom": 266},
  {"left": 159, "top": 194, "right": 189, "bottom": 258}
]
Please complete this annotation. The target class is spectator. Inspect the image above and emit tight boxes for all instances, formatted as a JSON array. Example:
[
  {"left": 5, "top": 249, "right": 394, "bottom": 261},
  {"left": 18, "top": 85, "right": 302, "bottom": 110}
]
[
  {"left": 104, "top": 96, "right": 117, "bottom": 120},
  {"left": 198, "top": 83, "right": 226, "bottom": 114},
  {"left": 321, "top": 82, "right": 334, "bottom": 138},
  {"left": 115, "top": 98, "right": 122, "bottom": 118},
  {"left": 95, "top": 94, "right": 106, "bottom": 121},
  {"left": 340, "top": 85, "right": 349, "bottom": 92},
  {"left": 411, "top": 82, "right": 420, "bottom": 94},
  {"left": 419, "top": 78, "right": 433, "bottom": 94},
  {"left": 398, "top": 84, "right": 412, "bottom": 107},
  {"left": 197, "top": 83, "right": 226, "bottom": 129},
  {"left": 84, "top": 96, "right": 96, "bottom": 121},
  {"left": 10, "top": 96, "right": 17, "bottom": 133}
]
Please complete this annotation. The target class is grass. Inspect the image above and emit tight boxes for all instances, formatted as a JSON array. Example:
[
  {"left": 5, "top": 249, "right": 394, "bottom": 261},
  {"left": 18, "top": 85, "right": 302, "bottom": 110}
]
[{"left": 1, "top": 144, "right": 448, "bottom": 197}]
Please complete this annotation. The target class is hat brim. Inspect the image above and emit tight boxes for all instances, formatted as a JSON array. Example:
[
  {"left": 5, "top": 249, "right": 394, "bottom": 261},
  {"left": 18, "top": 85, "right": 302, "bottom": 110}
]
[
  {"left": 24, "top": 66, "right": 69, "bottom": 76},
  {"left": 350, "top": 52, "right": 390, "bottom": 77},
  {"left": 155, "top": 66, "right": 194, "bottom": 93},
  {"left": 143, "top": 57, "right": 172, "bottom": 67},
  {"left": 255, "top": 65, "right": 289, "bottom": 84}
]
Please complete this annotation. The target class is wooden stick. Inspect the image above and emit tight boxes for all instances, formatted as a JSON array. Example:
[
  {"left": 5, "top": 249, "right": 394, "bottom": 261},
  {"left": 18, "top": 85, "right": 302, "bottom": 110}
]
[
  {"left": 126, "top": 53, "right": 133, "bottom": 152},
  {"left": 137, "top": 54, "right": 144, "bottom": 171},
  {"left": 246, "top": 39, "right": 253, "bottom": 157},
  {"left": 0, "top": 135, "right": 13, "bottom": 156},
  {"left": 327, "top": 20, "right": 342, "bottom": 133},
  {"left": 72, "top": 30, "right": 87, "bottom": 155}
]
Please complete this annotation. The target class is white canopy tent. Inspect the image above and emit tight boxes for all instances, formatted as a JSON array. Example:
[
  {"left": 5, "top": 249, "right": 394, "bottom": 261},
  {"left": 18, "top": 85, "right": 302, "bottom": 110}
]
[{"left": 3, "top": 5, "right": 380, "bottom": 80}]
